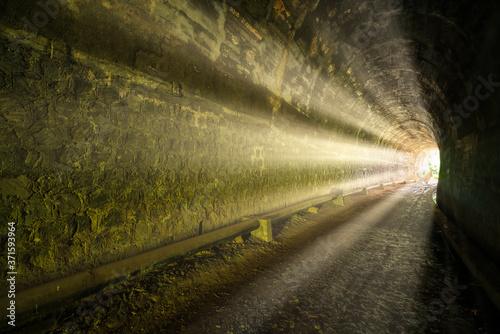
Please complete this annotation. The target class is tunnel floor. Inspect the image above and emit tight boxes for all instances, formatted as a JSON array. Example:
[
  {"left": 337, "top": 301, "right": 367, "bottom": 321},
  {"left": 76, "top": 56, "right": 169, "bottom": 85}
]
[{"left": 18, "top": 184, "right": 500, "bottom": 334}]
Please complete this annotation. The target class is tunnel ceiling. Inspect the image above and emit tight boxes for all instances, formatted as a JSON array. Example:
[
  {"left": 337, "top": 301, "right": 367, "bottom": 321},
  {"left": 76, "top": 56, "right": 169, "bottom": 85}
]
[
  {"left": 1, "top": 0, "right": 495, "bottom": 157},
  {"left": 1, "top": 0, "right": 498, "bottom": 156},
  {"left": 262, "top": 0, "right": 496, "bottom": 153}
]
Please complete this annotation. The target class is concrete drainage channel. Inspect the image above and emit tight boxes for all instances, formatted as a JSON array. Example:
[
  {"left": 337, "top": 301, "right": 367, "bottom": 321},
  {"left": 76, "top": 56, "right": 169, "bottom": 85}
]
[{"left": 2, "top": 180, "right": 414, "bottom": 327}]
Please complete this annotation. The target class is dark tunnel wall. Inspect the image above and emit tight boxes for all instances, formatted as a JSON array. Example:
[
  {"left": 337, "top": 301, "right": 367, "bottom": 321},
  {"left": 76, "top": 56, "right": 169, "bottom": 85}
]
[
  {"left": 410, "top": 2, "right": 500, "bottom": 266},
  {"left": 0, "top": 0, "right": 499, "bottom": 290}
]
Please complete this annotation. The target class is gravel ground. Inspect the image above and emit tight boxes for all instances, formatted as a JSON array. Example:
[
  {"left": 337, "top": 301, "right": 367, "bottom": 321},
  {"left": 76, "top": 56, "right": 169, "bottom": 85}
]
[{"left": 13, "top": 184, "right": 500, "bottom": 333}]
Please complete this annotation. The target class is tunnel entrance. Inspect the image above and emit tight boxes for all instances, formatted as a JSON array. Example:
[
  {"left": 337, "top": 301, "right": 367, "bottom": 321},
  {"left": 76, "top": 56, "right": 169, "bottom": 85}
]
[{"left": 417, "top": 150, "right": 440, "bottom": 185}]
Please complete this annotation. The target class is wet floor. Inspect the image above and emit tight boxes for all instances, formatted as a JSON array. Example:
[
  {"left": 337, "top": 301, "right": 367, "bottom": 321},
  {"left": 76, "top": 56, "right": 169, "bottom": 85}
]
[{"left": 15, "top": 184, "right": 500, "bottom": 333}]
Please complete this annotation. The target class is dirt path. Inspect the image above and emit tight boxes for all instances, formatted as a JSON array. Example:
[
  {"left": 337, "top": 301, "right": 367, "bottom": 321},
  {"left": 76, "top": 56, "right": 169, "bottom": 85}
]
[{"left": 15, "top": 184, "right": 500, "bottom": 333}]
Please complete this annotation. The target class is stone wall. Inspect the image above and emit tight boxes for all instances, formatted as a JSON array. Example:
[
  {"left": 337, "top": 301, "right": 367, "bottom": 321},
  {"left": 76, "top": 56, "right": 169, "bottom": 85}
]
[
  {"left": 438, "top": 102, "right": 500, "bottom": 267},
  {"left": 0, "top": 26, "right": 414, "bottom": 290},
  {"left": 408, "top": 0, "right": 500, "bottom": 268}
]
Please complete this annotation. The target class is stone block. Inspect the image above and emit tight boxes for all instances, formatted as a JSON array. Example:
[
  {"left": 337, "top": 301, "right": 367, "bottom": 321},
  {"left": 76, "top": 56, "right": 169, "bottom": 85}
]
[
  {"left": 251, "top": 218, "right": 272, "bottom": 242},
  {"left": 0, "top": 175, "right": 31, "bottom": 200},
  {"left": 308, "top": 206, "right": 319, "bottom": 213},
  {"left": 332, "top": 194, "right": 344, "bottom": 206}
]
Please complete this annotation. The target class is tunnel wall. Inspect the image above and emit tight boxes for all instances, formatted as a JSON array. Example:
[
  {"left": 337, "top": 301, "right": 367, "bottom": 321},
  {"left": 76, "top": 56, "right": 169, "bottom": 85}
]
[
  {"left": 0, "top": 1, "right": 416, "bottom": 290},
  {"left": 438, "top": 92, "right": 500, "bottom": 267},
  {"left": 421, "top": 2, "right": 500, "bottom": 268}
]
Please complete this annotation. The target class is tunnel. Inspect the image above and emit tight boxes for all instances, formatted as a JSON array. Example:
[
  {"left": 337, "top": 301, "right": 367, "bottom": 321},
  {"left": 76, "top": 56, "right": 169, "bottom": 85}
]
[{"left": 0, "top": 0, "right": 500, "bottom": 332}]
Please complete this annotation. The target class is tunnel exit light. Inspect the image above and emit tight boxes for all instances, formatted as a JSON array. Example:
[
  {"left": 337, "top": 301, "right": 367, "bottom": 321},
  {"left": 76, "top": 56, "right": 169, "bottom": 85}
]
[{"left": 420, "top": 150, "right": 440, "bottom": 183}]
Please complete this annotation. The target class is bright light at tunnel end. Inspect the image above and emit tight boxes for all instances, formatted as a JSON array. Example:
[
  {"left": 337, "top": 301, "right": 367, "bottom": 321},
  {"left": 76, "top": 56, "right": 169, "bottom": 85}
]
[{"left": 418, "top": 150, "right": 440, "bottom": 185}]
